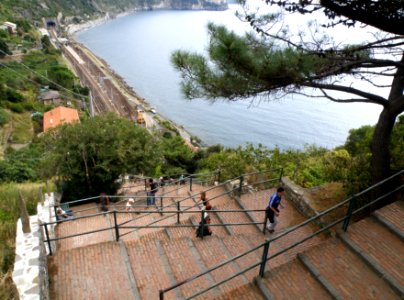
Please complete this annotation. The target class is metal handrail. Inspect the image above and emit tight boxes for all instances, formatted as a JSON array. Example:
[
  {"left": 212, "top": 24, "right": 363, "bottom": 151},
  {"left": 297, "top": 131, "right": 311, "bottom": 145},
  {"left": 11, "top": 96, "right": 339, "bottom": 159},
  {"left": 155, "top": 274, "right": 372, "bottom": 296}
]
[
  {"left": 53, "top": 171, "right": 219, "bottom": 208},
  {"left": 115, "top": 168, "right": 282, "bottom": 231},
  {"left": 159, "top": 169, "right": 404, "bottom": 299},
  {"left": 118, "top": 183, "right": 243, "bottom": 238},
  {"left": 116, "top": 167, "right": 283, "bottom": 237},
  {"left": 42, "top": 168, "right": 283, "bottom": 254},
  {"left": 42, "top": 207, "right": 268, "bottom": 252}
]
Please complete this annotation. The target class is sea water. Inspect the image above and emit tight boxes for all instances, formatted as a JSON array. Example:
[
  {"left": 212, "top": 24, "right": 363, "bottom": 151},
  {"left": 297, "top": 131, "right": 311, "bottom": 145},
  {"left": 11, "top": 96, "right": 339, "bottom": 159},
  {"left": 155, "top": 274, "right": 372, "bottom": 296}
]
[{"left": 76, "top": 5, "right": 383, "bottom": 150}]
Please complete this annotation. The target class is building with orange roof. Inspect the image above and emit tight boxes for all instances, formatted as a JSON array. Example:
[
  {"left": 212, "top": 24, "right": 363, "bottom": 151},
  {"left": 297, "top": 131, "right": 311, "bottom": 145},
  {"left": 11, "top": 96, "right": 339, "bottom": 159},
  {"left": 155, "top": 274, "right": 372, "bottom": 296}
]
[{"left": 43, "top": 106, "right": 80, "bottom": 132}]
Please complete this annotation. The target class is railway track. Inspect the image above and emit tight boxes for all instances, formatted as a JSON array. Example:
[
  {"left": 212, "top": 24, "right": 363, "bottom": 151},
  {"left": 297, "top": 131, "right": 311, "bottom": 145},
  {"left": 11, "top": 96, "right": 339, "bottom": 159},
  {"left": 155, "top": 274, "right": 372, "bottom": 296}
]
[{"left": 56, "top": 32, "right": 135, "bottom": 119}]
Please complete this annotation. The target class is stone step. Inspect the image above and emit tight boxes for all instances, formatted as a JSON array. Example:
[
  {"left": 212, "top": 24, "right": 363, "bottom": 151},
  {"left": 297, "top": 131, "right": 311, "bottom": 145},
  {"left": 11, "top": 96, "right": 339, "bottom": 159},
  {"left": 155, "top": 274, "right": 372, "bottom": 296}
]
[
  {"left": 240, "top": 189, "right": 310, "bottom": 233},
  {"left": 258, "top": 258, "right": 332, "bottom": 300},
  {"left": 372, "top": 200, "right": 404, "bottom": 235},
  {"left": 56, "top": 214, "right": 113, "bottom": 251},
  {"left": 125, "top": 239, "right": 181, "bottom": 300},
  {"left": 261, "top": 226, "right": 326, "bottom": 270},
  {"left": 49, "top": 241, "right": 138, "bottom": 299},
  {"left": 159, "top": 237, "right": 217, "bottom": 299},
  {"left": 343, "top": 215, "right": 404, "bottom": 286},
  {"left": 192, "top": 236, "right": 249, "bottom": 296},
  {"left": 216, "top": 283, "right": 264, "bottom": 300},
  {"left": 214, "top": 196, "right": 262, "bottom": 236},
  {"left": 302, "top": 238, "right": 399, "bottom": 299},
  {"left": 220, "top": 235, "right": 262, "bottom": 281},
  {"left": 339, "top": 215, "right": 404, "bottom": 296},
  {"left": 201, "top": 186, "right": 234, "bottom": 209}
]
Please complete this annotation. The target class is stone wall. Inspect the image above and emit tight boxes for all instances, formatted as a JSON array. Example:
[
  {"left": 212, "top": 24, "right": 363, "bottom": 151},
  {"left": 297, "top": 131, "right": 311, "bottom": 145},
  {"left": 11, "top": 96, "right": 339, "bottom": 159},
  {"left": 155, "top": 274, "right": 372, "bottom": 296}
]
[
  {"left": 281, "top": 177, "right": 321, "bottom": 220},
  {"left": 13, "top": 193, "right": 56, "bottom": 300}
]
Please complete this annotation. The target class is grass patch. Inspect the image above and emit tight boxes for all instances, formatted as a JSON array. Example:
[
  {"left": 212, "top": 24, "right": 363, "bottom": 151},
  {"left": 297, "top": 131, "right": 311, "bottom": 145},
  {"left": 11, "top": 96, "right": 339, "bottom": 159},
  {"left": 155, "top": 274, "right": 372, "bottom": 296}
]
[
  {"left": 10, "top": 112, "right": 33, "bottom": 144},
  {"left": 0, "top": 182, "right": 48, "bottom": 299}
]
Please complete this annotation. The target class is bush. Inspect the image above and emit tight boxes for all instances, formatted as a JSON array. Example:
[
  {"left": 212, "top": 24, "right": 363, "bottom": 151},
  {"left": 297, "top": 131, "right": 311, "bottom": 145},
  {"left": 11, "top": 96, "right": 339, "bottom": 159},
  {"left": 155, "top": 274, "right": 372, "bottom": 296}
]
[
  {"left": 5, "top": 89, "right": 24, "bottom": 103},
  {"left": 8, "top": 103, "right": 24, "bottom": 113},
  {"left": 0, "top": 109, "right": 10, "bottom": 126}
]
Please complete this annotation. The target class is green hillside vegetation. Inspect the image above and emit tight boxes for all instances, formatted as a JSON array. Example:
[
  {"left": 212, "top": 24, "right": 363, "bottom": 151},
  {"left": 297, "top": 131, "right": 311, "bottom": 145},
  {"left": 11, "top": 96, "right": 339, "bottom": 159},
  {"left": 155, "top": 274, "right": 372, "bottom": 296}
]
[{"left": 0, "top": 182, "right": 49, "bottom": 299}]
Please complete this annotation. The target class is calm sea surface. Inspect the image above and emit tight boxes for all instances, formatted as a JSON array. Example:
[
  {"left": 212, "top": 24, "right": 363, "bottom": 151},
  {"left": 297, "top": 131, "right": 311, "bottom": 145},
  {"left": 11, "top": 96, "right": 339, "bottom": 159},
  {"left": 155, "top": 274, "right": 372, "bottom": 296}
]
[{"left": 76, "top": 5, "right": 382, "bottom": 150}]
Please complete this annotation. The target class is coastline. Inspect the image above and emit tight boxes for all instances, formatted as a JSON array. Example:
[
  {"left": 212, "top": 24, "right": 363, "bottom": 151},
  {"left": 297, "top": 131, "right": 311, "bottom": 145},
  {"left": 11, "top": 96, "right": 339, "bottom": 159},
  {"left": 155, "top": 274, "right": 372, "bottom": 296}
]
[
  {"left": 66, "top": 10, "right": 136, "bottom": 35},
  {"left": 66, "top": 15, "right": 201, "bottom": 151}
]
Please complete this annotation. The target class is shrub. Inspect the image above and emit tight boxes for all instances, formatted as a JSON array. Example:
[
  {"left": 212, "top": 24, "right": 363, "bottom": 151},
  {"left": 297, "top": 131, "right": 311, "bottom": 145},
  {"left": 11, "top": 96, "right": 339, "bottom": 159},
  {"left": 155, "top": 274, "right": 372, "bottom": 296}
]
[
  {"left": 8, "top": 103, "right": 24, "bottom": 113},
  {"left": 0, "top": 109, "right": 10, "bottom": 126}
]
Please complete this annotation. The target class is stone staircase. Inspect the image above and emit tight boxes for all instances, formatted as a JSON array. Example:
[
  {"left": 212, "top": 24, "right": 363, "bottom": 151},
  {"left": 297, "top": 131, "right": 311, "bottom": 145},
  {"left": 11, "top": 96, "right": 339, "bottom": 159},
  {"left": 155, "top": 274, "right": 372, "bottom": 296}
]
[
  {"left": 257, "top": 200, "right": 404, "bottom": 300},
  {"left": 48, "top": 185, "right": 403, "bottom": 299}
]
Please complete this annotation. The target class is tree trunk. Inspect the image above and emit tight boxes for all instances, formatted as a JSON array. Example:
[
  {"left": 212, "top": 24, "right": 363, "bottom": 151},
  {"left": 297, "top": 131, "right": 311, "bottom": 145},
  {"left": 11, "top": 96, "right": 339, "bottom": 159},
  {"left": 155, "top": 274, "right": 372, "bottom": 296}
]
[
  {"left": 371, "top": 108, "right": 396, "bottom": 184},
  {"left": 371, "top": 52, "right": 404, "bottom": 185}
]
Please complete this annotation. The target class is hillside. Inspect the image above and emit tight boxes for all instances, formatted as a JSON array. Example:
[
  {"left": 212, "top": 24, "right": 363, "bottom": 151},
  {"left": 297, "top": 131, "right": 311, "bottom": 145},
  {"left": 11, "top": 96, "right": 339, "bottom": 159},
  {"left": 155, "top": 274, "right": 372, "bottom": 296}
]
[{"left": 0, "top": 0, "right": 227, "bottom": 24}]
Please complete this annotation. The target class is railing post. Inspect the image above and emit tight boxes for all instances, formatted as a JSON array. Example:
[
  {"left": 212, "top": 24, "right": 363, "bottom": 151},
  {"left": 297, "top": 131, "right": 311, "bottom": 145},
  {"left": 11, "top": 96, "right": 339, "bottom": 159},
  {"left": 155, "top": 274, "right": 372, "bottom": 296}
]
[
  {"left": 279, "top": 168, "right": 283, "bottom": 182},
  {"left": 43, "top": 222, "right": 53, "bottom": 256},
  {"left": 190, "top": 176, "right": 193, "bottom": 192},
  {"left": 199, "top": 210, "right": 204, "bottom": 240},
  {"left": 259, "top": 239, "right": 271, "bottom": 277},
  {"left": 262, "top": 209, "right": 268, "bottom": 234},
  {"left": 217, "top": 169, "right": 221, "bottom": 184},
  {"left": 159, "top": 290, "right": 164, "bottom": 300},
  {"left": 160, "top": 196, "right": 163, "bottom": 214},
  {"left": 144, "top": 178, "right": 147, "bottom": 191},
  {"left": 177, "top": 201, "right": 180, "bottom": 224},
  {"left": 342, "top": 196, "right": 355, "bottom": 232},
  {"left": 238, "top": 176, "right": 244, "bottom": 196},
  {"left": 113, "top": 210, "right": 119, "bottom": 241}
]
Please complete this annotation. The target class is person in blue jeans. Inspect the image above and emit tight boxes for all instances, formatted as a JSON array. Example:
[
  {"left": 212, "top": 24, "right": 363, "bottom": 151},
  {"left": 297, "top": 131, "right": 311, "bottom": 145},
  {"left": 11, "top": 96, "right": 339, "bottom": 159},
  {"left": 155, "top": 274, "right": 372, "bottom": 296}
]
[
  {"left": 266, "top": 187, "right": 285, "bottom": 233},
  {"left": 147, "top": 178, "right": 158, "bottom": 206}
]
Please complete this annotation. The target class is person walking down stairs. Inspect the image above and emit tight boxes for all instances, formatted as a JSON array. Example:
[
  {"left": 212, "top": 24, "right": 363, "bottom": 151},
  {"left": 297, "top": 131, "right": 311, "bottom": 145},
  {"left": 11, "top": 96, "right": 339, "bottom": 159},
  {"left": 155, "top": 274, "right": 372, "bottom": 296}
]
[
  {"left": 266, "top": 187, "right": 285, "bottom": 233},
  {"left": 147, "top": 178, "right": 158, "bottom": 206}
]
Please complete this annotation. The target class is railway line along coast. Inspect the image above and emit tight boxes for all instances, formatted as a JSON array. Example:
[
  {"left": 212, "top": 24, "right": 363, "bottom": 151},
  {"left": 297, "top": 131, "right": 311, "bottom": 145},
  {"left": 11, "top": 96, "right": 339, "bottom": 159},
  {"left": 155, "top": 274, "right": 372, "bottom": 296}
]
[{"left": 51, "top": 28, "right": 198, "bottom": 150}]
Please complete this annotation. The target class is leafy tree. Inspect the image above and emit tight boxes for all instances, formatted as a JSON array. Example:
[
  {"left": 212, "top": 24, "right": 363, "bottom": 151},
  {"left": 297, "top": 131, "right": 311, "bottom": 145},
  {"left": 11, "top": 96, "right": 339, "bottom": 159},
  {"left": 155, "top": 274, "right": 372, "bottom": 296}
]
[
  {"left": 39, "top": 113, "right": 159, "bottom": 200},
  {"left": 158, "top": 135, "right": 196, "bottom": 175},
  {"left": 0, "top": 145, "right": 42, "bottom": 182},
  {"left": 391, "top": 115, "right": 404, "bottom": 170},
  {"left": 344, "top": 125, "right": 374, "bottom": 157},
  {"left": 172, "top": 0, "right": 404, "bottom": 186},
  {"left": 48, "top": 65, "right": 76, "bottom": 90},
  {"left": 41, "top": 35, "right": 52, "bottom": 52}
]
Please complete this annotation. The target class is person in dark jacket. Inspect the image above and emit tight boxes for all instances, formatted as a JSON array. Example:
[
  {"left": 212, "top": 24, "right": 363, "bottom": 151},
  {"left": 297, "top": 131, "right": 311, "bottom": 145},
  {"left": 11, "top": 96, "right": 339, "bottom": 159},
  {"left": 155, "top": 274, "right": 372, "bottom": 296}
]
[
  {"left": 266, "top": 187, "right": 285, "bottom": 233},
  {"left": 196, "top": 216, "right": 212, "bottom": 238},
  {"left": 147, "top": 178, "right": 158, "bottom": 206}
]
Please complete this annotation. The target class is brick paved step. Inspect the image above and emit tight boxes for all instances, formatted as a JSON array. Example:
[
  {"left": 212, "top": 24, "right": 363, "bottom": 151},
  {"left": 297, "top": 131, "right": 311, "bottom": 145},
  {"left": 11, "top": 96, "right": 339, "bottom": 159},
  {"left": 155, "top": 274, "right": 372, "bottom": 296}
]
[
  {"left": 159, "top": 237, "right": 217, "bottom": 299},
  {"left": 372, "top": 200, "right": 404, "bottom": 233},
  {"left": 342, "top": 216, "right": 404, "bottom": 289},
  {"left": 56, "top": 214, "right": 113, "bottom": 251},
  {"left": 192, "top": 236, "right": 250, "bottom": 296},
  {"left": 49, "top": 241, "right": 138, "bottom": 300},
  {"left": 215, "top": 283, "right": 264, "bottom": 300},
  {"left": 302, "top": 238, "right": 399, "bottom": 299},
  {"left": 220, "top": 235, "right": 263, "bottom": 281},
  {"left": 70, "top": 203, "right": 99, "bottom": 217},
  {"left": 259, "top": 258, "right": 332, "bottom": 300},
  {"left": 240, "top": 189, "right": 310, "bottom": 232},
  {"left": 256, "top": 226, "right": 326, "bottom": 270},
  {"left": 125, "top": 238, "right": 180, "bottom": 300},
  {"left": 213, "top": 193, "right": 262, "bottom": 236}
]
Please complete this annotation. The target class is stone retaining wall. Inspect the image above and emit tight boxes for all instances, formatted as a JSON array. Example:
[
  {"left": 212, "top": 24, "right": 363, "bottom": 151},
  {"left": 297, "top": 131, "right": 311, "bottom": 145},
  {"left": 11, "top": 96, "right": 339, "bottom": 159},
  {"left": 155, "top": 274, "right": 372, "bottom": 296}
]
[
  {"left": 13, "top": 193, "right": 56, "bottom": 300},
  {"left": 281, "top": 177, "right": 320, "bottom": 219}
]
